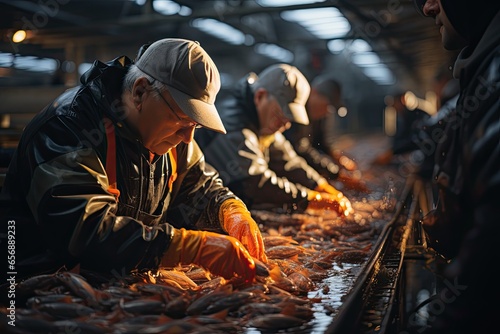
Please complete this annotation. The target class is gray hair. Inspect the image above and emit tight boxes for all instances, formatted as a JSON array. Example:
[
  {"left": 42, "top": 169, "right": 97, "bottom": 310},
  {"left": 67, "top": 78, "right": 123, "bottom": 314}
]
[{"left": 123, "top": 65, "right": 167, "bottom": 97}]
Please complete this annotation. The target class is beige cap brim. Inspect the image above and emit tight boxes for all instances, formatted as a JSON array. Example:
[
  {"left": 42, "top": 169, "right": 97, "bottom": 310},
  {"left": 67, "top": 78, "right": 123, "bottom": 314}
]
[
  {"left": 287, "top": 102, "right": 310, "bottom": 125},
  {"left": 167, "top": 85, "right": 227, "bottom": 134}
]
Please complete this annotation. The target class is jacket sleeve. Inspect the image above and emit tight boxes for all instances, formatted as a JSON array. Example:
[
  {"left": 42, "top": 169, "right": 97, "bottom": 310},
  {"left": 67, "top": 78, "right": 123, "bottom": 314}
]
[
  {"left": 19, "top": 117, "right": 174, "bottom": 274},
  {"left": 268, "top": 132, "right": 332, "bottom": 188},
  {"left": 200, "top": 128, "right": 310, "bottom": 212},
  {"left": 165, "top": 140, "right": 237, "bottom": 233},
  {"left": 284, "top": 123, "right": 340, "bottom": 180},
  {"left": 425, "top": 45, "right": 500, "bottom": 332}
]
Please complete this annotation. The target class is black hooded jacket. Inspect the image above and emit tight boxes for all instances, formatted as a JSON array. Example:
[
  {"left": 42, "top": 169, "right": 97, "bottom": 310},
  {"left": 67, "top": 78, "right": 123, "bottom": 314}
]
[
  {"left": 424, "top": 9, "right": 500, "bottom": 333},
  {"left": 0, "top": 56, "right": 236, "bottom": 279}
]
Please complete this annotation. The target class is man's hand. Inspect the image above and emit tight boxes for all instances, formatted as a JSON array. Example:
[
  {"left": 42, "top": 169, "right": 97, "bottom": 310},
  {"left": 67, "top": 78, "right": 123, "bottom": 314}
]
[
  {"left": 162, "top": 228, "right": 256, "bottom": 283},
  {"left": 306, "top": 190, "right": 353, "bottom": 216},
  {"left": 220, "top": 199, "right": 268, "bottom": 263}
]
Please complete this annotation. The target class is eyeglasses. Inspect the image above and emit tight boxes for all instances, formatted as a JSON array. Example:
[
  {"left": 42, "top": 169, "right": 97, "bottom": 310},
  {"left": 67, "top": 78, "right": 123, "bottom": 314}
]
[{"left": 155, "top": 88, "right": 202, "bottom": 129}]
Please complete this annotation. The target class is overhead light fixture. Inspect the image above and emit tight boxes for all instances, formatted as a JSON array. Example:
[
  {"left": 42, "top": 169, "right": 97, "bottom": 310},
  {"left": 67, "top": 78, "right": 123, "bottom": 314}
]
[
  {"left": 256, "top": 0, "right": 326, "bottom": 6},
  {"left": 351, "top": 52, "right": 381, "bottom": 67},
  {"left": 362, "top": 66, "right": 395, "bottom": 85},
  {"left": 327, "top": 39, "right": 345, "bottom": 54},
  {"left": 12, "top": 30, "right": 27, "bottom": 43},
  {"left": 281, "top": 7, "right": 350, "bottom": 39},
  {"left": 254, "top": 43, "right": 294, "bottom": 63},
  {"left": 191, "top": 18, "right": 249, "bottom": 45},
  {"left": 153, "top": 0, "right": 191, "bottom": 16},
  {"left": 0, "top": 52, "right": 13, "bottom": 67},
  {"left": 348, "top": 39, "right": 372, "bottom": 53},
  {"left": 3, "top": 53, "right": 58, "bottom": 73}
]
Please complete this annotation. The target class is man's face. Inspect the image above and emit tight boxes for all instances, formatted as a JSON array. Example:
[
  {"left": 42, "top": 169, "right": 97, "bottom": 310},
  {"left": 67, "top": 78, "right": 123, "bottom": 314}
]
[
  {"left": 257, "top": 92, "right": 291, "bottom": 136},
  {"left": 137, "top": 86, "right": 199, "bottom": 155},
  {"left": 307, "top": 89, "right": 336, "bottom": 121},
  {"left": 421, "top": 0, "right": 468, "bottom": 50}
]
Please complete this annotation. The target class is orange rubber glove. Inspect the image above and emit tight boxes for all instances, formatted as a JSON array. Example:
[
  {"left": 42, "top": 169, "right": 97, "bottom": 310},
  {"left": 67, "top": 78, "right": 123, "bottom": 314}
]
[
  {"left": 220, "top": 199, "right": 268, "bottom": 263},
  {"left": 307, "top": 189, "right": 354, "bottom": 216},
  {"left": 314, "top": 180, "right": 354, "bottom": 214},
  {"left": 161, "top": 228, "right": 256, "bottom": 283},
  {"left": 315, "top": 179, "right": 344, "bottom": 198}
]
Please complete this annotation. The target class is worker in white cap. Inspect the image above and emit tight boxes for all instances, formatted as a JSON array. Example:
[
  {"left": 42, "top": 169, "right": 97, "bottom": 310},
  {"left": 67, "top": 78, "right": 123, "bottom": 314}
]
[{"left": 1, "top": 38, "right": 267, "bottom": 284}]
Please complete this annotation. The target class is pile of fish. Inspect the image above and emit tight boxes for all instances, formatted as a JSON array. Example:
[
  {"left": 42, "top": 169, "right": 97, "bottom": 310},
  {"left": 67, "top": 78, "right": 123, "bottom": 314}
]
[{"left": 1, "top": 187, "right": 397, "bottom": 334}]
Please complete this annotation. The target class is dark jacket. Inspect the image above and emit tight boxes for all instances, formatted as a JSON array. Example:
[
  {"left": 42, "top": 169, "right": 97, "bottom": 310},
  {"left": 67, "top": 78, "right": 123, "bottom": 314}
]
[
  {"left": 284, "top": 120, "right": 340, "bottom": 181},
  {"left": 425, "top": 11, "right": 500, "bottom": 333},
  {"left": 196, "top": 74, "right": 326, "bottom": 212},
  {"left": 0, "top": 56, "right": 235, "bottom": 279}
]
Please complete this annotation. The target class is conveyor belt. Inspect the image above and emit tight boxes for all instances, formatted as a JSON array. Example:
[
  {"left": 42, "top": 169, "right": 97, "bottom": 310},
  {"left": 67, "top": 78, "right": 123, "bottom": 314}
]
[{"left": 326, "top": 175, "right": 419, "bottom": 334}]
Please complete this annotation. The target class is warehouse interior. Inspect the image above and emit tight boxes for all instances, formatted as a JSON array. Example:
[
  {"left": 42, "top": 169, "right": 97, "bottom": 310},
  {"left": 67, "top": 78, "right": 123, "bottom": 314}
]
[
  {"left": 0, "top": 1, "right": 467, "bottom": 333},
  {"left": 0, "top": 0, "right": 458, "bottom": 135}
]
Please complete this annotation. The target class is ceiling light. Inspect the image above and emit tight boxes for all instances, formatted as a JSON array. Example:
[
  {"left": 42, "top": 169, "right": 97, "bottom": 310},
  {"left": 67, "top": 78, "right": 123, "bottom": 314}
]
[
  {"left": 351, "top": 52, "right": 381, "bottom": 66},
  {"left": 191, "top": 18, "right": 247, "bottom": 45},
  {"left": 12, "top": 30, "right": 27, "bottom": 43},
  {"left": 152, "top": 0, "right": 191, "bottom": 16},
  {"left": 10, "top": 55, "right": 58, "bottom": 73},
  {"left": 254, "top": 43, "right": 294, "bottom": 63},
  {"left": 327, "top": 39, "right": 345, "bottom": 54},
  {"left": 362, "top": 66, "right": 395, "bottom": 85},
  {"left": 153, "top": 0, "right": 180, "bottom": 15},
  {"left": 256, "top": 0, "right": 325, "bottom": 6},
  {"left": 348, "top": 39, "right": 372, "bottom": 53},
  {"left": 281, "top": 7, "right": 350, "bottom": 39}
]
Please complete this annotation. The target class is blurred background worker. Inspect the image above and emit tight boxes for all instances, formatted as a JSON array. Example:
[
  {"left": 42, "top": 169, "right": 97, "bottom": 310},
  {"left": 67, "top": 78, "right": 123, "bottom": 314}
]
[
  {"left": 412, "top": 0, "right": 500, "bottom": 333},
  {"left": 0, "top": 38, "right": 266, "bottom": 284},
  {"left": 372, "top": 91, "right": 429, "bottom": 166},
  {"left": 196, "top": 63, "right": 353, "bottom": 216},
  {"left": 284, "top": 76, "right": 367, "bottom": 192}
]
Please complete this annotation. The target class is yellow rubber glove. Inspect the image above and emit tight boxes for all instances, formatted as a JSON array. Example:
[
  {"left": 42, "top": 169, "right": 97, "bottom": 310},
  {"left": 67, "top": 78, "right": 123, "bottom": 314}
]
[
  {"left": 220, "top": 199, "right": 268, "bottom": 263},
  {"left": 307, "top": 189, "right": 353, "bottom": 217},
  {"left": 161, "top": 228, "right": 256, "bottom": 283}
]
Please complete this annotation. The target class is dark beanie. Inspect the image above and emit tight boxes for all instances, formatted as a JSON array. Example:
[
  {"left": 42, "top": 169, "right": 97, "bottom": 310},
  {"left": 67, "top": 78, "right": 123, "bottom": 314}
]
[{"left": 440, "top": 0, "right": 500, "bottom": 46}]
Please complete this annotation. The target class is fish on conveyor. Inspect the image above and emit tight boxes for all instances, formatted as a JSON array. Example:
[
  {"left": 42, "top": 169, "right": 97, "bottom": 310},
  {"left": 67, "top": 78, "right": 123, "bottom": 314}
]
[
  {"left": 237, "top": 302, "right": 282, "bottom": 317},
  {"left": 118, "top": 297, "right": 166, "bottom": 315},
  {"left": 287, "top": 272, "right": 314, "bottom": 293},
  {"left": 164, "top": 292, "right": 191, "bottom": 318},
  {"left": 202, "top": 291, "right": 255, "bottom": 314},
  {"left": 26, "top": 294, "right": 82, "bottom": 307},
  {"left": 186, "top": 284, "right": 233, "bottom": 315},
  {"left": 57, "top": 272, "right": 103, "bottom": 308},
  {"left": 152, "top": 269, "right": 199, "bottom": 290},
  {"left": 247, "top": 313, "right": 306, "bottom": 329},
  {"left": 263, "top": 235, "right": 299, "bottom": 248},
  {"left": 264, "top": 266, "right": 297, "bottom": 293},
  {"left": 37, "top": 302, "right": 95, "bottom": 319},
  {"left": 266, "top": 245, "right": 304, "bottom": 260},
  {"left": 16, "top": 274, "right": 62, "bottom": 297},
  {"left": 52, "top": 319, "right": 108, "bottom": 334}
]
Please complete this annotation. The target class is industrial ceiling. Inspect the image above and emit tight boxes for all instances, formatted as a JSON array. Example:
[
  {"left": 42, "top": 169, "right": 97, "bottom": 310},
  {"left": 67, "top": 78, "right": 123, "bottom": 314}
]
[{"left": 0, "top": 0, "right": 459, "bottom": 132}]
